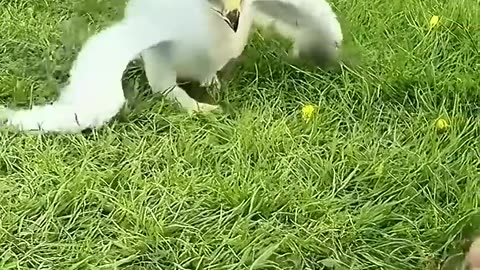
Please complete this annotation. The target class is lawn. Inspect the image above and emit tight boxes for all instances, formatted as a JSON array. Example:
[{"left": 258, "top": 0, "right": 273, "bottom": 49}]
[{"left": 0, "top": 0, "right": 479, "bottom": 269}]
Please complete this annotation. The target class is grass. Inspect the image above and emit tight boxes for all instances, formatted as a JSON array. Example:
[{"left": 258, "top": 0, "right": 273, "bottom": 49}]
[{"left": 0, "top": 0, "right": 479, "bottom": 269}]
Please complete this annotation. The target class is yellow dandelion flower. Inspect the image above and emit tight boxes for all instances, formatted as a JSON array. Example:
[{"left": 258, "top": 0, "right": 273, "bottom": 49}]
[
  {"left": 435, "top": 118, "right": 449, "bottom": 132},
  {"left": 430, "top": 15, "right": 439, "bottom": 28},
  {"left": 301, "top": 104, "right": 315, "bottom": 122}
]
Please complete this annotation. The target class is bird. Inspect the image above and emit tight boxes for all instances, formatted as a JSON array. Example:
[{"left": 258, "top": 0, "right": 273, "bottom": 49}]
[{"left": 0, "top": 0, "right": 343, "bottom": 133}]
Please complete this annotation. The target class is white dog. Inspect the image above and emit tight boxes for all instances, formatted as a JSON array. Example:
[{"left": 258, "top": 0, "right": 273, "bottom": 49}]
[{"left": 0, "top": 0, "right": 343, "bottom": 133}]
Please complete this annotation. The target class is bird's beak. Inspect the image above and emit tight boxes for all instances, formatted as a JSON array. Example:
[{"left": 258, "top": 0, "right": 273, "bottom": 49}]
[
  {"left": 222, "top": 0, "right": 242, "bottom": 32},
  {"left": 224, "top": 9, "right": 241, "bottom": 32}
]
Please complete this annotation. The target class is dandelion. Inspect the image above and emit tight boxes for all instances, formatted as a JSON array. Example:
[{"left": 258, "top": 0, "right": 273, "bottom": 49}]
[
  {"left": 301, "top": 104, "right": 315, "bottom": 122},
  {"left": 430, "top": 15, "right": 439, "bottom": 28},
  {"left": 435, "top": 117, "right": 449, "bottom": 132}
]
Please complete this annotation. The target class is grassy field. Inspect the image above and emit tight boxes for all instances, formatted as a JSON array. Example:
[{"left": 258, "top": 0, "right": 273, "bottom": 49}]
[{"left": 0, "top": 0, "right": 479, "bottom": 269}]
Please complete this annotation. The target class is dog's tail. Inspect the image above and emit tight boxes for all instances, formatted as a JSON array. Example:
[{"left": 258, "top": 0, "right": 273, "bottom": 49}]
[
  {"left": 1, "top": 20, "right": 148, "bottom": 133},
  {"left": 0, "top": 0, "right": 211, "bottom": 133}
]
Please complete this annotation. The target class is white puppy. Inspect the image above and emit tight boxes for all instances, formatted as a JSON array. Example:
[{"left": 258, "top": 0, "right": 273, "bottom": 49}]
[{"left": 0, "top": 0, "right": 343, "bottom": 133}]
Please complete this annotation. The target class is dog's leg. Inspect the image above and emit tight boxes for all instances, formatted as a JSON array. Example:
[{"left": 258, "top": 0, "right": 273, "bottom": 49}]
[{"left": 142, "top": 46, "right": 219, "bottom": 113}]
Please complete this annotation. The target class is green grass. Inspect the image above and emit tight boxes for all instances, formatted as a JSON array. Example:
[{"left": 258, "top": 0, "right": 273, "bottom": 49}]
[{"left": 0, "top": 0, "right": 479, "bottom": 269}]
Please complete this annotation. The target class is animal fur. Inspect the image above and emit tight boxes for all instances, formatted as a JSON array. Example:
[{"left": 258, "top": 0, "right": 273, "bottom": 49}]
[{"left": 0, "top": 0, "right": 343, "bottom": 133}]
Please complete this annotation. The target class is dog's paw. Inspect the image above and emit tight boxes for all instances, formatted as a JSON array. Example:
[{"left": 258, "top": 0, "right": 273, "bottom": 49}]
[
  {"left": 201, "top": 75, "right": 221, "bottom": 91},
  {"left": 185, "top": 102, "right": 221, "bottom": 114},
  {"left": 0, "top": 106, "right": 10, "bottom": 124}
]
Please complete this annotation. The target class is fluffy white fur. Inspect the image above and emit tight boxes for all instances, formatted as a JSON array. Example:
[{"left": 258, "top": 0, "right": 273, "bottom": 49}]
[{"left": 0, "top": 0, "right": 343, "bottom": 133}]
